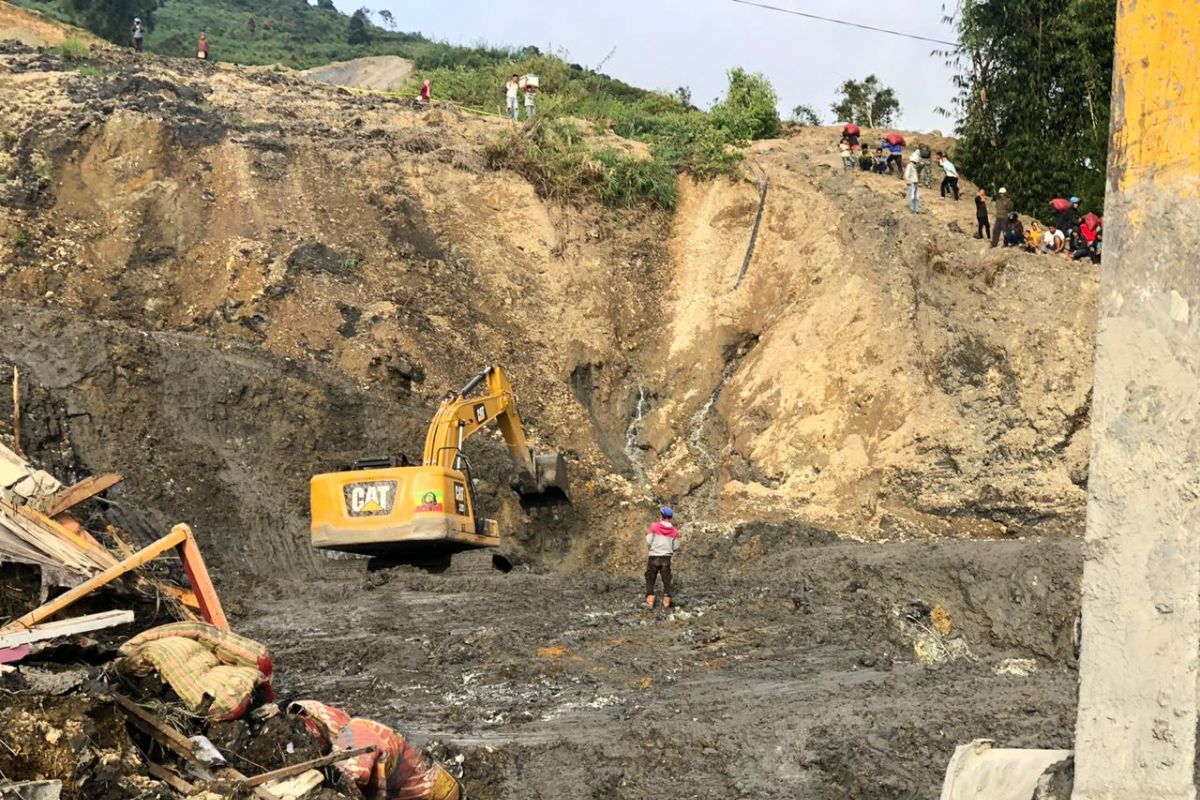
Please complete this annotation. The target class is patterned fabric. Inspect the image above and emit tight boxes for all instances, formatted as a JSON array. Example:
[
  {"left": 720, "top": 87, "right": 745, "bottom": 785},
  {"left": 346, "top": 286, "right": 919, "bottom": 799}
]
[
  {"left": 120, "top": 621, "right": 274, "bottom": 680},
  {"left": 333, "top": 719, "right": 460, "bottom": 800},
  {"left": 287, "top": 700, "right": 352, "bottom": 751},
  {"left": 120, "top": 637, "right": 264, "bottom": 720}
]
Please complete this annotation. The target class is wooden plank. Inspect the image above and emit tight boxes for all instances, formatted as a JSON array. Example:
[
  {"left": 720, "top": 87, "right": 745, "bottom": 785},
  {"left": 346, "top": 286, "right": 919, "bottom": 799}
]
[
  {"left": 145, "top": 761, "right": 196, "bottom": 795},
  {"left": 11, "top": 367, "right": 20, "bottom": 457},
  {"left": 242, "top": 746, "right": 375, "bottom": 787},
  {"left": 17, "top": 504, "right": 115, "bottom": 570},
  {"left": 112, "top": 694, "right": 282, "bottom": 800},
  {"left": 0, "top": 508, "right": 97, "bottom": 574},
  {"left": 0, "top": 526, "right": 187, "bottom": 633},
  {"left": 265, "top": 769, "right": 324, "bottom": 799},
  {"left": 0, "top": 610, "right": 134, "bottom": 649},
  {"left": 174, "top": 525, "right": 229, "bottom": 631},
  {"left": 41, "top": 473, "right": 123, "bottom": 518}
]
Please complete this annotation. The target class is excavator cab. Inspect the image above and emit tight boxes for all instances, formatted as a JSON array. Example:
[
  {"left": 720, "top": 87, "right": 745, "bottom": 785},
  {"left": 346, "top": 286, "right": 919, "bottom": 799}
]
[{"left": 310, "top": 365, "right": 569, "bottom": 556}]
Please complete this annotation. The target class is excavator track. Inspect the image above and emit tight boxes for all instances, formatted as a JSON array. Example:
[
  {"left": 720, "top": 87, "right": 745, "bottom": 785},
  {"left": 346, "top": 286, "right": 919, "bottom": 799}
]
[{"left": 445, "top": 549, "right": 511, "bottom": 575}]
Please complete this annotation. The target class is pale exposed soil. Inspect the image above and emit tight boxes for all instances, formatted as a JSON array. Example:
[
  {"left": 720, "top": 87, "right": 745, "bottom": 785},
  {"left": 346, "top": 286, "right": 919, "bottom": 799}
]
[{"left": 301, "top": 55, "right": 415, "bottom": 92}]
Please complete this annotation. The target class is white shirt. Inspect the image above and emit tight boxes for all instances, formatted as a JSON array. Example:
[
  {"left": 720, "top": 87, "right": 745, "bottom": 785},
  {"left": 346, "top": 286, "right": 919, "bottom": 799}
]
[
  {"left": 505, "top": 81, "right": 519, "bottom": 99},
  {"left": 1045, "top": 230, "right": 1065, "bottom": 250}
]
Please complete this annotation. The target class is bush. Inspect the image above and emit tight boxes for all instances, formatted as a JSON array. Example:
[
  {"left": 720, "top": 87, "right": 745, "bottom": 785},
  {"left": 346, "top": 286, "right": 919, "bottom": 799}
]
[
  {"left": 710, "top": 67, "right": 781, "bottom": 142},
  {"left": 54, "top": 37, "right": 90, "bottom": 61}
]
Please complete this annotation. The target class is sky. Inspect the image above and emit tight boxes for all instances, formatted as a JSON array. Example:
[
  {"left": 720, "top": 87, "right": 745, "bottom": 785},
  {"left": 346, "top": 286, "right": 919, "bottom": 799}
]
[{"left": 334, "top": 0, "right": 962, "bottom": 133}]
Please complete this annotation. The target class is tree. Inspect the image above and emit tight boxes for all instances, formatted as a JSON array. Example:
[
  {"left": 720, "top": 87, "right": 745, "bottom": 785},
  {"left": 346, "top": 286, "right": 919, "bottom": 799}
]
[
  {"left": 830, "top": 75, "right": 900, "bottom": 128},
  {"left": 674, "top": 86, "right": 693, "bottom": 108},
  {"left": 377, "top": 9, "right": 395, "bottom": 30},
  {"left": 710, "top": 67, "right": 781, "bottom": 142},
  {"left": 790, "top": 104, "right": 822, "bottom": 126},
  {"left": 315, "top": 0, "right": 335, "bottom": 8},
  {"left": 946, "top": 0, "right": 1114, "bottom": 215},
  {"left": 68, "top": 0, "right": 157, "bottom": 44},
  {"left": 347, "top": 8, "right": 370, "bottom": 45}
]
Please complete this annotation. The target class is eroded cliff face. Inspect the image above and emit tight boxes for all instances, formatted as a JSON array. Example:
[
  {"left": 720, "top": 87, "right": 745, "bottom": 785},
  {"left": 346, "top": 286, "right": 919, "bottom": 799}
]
[{"left": 0, "top": 39, "right": 1097, "bottom": 577}]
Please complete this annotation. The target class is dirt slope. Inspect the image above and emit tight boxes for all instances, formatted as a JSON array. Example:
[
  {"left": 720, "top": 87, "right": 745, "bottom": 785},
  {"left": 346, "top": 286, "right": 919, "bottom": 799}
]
[
  {"left": 0, "top": 30, "right": 1097, "bottom": 578},
  {"left": 301, "top": 54, "right": 414, "bottom": 91}
]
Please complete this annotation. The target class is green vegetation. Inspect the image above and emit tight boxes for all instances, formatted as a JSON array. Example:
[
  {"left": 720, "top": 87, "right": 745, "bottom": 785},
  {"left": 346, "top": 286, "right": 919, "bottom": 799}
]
[
  {"left": 946, "top": 0, "right": 1115, "bottom": 215},
  {"left": 53, "top": 36, "right": 90, "bottom": 60},
  {"left": 61, "top": 0, "right": 155, "bottom": 45},
  {"left": 13, "top": 0, "right": 785, "bottom": 209},
  {"left": 831, "top": 75, "right": 900, "bottom": 128},
  {"left": 790, "top": 104, "right": 822, "bottom": 126}
]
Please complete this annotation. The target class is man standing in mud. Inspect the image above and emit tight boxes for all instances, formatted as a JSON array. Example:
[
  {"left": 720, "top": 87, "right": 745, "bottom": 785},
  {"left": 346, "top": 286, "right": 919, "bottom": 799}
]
[{"left": 645, "top": 507, "right": 679, "bottom": 609}]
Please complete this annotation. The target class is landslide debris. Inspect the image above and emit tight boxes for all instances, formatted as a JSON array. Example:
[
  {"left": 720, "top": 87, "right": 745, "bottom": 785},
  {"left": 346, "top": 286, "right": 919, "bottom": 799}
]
[{"left": 0, "top": 25, "right": 1096, "bottom": 578}]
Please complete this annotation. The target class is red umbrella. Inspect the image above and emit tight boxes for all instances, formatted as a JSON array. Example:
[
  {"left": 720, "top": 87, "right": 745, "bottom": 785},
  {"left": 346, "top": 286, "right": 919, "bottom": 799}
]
[
  {"left": 1050, "top": 197, "right": 1071, "bottom": 211},
  {"left": 884, "top": 132, "right": 906, "bottom": 146},
  {"left": 842, "top": 123, "right": 861, "bottom": 136}
]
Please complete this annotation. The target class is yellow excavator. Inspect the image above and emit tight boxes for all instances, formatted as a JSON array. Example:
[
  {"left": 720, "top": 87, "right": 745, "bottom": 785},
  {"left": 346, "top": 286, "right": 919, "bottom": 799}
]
[{"left": 310, "top": 364, "right": 568, "bottom": 557}]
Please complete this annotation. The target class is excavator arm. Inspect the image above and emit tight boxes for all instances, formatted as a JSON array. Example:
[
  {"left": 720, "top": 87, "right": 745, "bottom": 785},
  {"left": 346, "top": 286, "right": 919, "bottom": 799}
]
[{"left": 422, "top": 365, "right": 568, "bottom": 498}]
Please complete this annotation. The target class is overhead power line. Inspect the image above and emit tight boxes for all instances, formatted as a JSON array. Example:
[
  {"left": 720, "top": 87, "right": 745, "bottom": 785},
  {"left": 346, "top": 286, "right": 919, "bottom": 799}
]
[{"left": 729, "top": 0, "right": 960, "bottom": 47}]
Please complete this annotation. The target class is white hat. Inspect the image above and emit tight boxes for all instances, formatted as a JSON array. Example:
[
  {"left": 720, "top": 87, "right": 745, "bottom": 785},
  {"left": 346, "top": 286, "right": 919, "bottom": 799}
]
[{"left": 998, "top": 187, "right": 1007, "bottom": 194}]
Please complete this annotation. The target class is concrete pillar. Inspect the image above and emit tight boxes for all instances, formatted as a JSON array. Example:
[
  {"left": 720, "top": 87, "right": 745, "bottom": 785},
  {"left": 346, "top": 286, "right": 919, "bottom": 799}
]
[{"left": 1072, "top": 2, "right": 1200, "bottom": 799}]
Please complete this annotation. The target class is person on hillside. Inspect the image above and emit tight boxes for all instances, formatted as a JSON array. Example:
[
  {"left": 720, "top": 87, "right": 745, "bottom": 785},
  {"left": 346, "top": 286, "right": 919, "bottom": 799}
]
[
  {"left": 884, "top": 139, "right": 904, "bottom": 178},
  {"left": 418, "top": 79, "right": 431, "bottom": 105},
  {"left": 839, "top": 136, "right": 854, "bottom": 171},
  {"left": 505, "top": 74, "right": 521, "bottom": 121},
  {"left": 872, "top": 147, "right": 889, "bottom": 174},
  {"left": 197, "top": 32, "right": 208, "bottom": 60},
  {"left": 645, "top": 507, "right": 680, "bottom": 609},
  {"left": 1003, "top": 212, "right": 1025, "bottom": 247},
  {"left": 937, "top": 152, "right": 960, "bottom": 201},
  {"left": 1044, "top": 224, "right": 1067, "bottom": 254},
  {"left": 904, "top": 153, "right": 921, "bottom": 214},
  {"left": 1025, "top": 220, "right": 1044, "bottom": 252},
  {"left": 974, "top": 189, "right": 991, "bottom": 240},
  {"left": 846, "top": 130, "right": 861, "bottom": 160},
  {"left": 1056, "top": 196, "right": 1082, "bottom": 238},
  {"left": 132, "top": 18, "right": 145, "bottom": 53},
  {"left": 523, "top": 82, "right": 538, "bottom": 119},
  {"left": 991, "top": 187, "right": 1014, "bottom": 248}
]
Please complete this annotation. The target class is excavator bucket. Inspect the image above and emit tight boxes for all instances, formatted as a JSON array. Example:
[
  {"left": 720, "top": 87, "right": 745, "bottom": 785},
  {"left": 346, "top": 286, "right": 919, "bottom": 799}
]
[{"left": 519, "top": 451, "right": 570, "bottom": 502}]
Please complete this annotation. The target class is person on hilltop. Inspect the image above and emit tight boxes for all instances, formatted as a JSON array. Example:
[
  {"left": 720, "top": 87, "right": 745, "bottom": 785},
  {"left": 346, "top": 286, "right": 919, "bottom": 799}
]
[
  {"left": 1025, "top": 220, "right": 1044, "bottom": 252},
  {"left": 937, "top": 151, "right": 960, "bottom": 201},
  {"left": 884, "top": 138, "right": 904, "bottom": 178},
  {"left": 1057, "top": 196, "right": 1082, "bottom": 238},
  {"left": 418, "top": 79, "right": 432, "bottom": 105},
  {"left": 904, "top": 152, "right": 921, "bottom": 214},
  {"left": 1003, "top": 212, "right": 1025, "bottom": 247},
  {"left": 1043, "top": 224, "right": 1067, "bottom": 254},
  {"left": 505, "top": 74, "right": 521, "bottom": 121},
  {"left": 991, "top": 187, "right": 1014, "bottom": 248},
  {"left": 839, "top": 136, "right": 854, "bottom": 172},
  {"left": 523, "top": 80, "right": 538, "bottom": 119},
  {"left": 132, "top": 18, "right": 145, "bottom": 53},
  {"left": 975, "top": 188, "right": 991, "bottom": 240},
  {"left": 872, "top": 147, "right": 889, "bottom": 174},
  {"left": 644, "top": 506, "right": 680, "bottom": 609},
  {"left": 197, "top": 31, "right": 208, "bottom": 60}
]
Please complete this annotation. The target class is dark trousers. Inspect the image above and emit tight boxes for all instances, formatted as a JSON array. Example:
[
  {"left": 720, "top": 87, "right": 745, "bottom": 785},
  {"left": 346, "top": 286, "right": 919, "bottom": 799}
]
[
  {"left": 134, "top": 38, "right": 143, "bottom": 52},
  {"left": 991, "top": 217, "right": 1006, "bottom": 247},
  {"left": 976, "top": 216, "right": 991, "bottom": 239},
  {"left": 941, "top": 176, "right": 960, "bottom": 200},
  {"left": 886, "top": 154, "right": 902, "bottom": 176},
  {"left": 645, "top": 556, "right": 673, "bottom": 596}
]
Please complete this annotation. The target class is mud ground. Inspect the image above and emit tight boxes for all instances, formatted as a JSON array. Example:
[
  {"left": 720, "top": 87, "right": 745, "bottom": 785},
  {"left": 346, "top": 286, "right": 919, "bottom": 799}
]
[{"left": 238, "top": 535, "right": 1080, "bottom": 799}]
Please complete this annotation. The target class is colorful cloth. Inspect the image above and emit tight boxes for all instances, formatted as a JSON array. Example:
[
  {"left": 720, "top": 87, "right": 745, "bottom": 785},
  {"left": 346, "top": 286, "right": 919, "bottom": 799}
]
[
  {"left": 287, "top": 700, "right": 352, "bottom": 750},
  {"left": 335, "top": 719, "right": 461, "bottom": 800}
]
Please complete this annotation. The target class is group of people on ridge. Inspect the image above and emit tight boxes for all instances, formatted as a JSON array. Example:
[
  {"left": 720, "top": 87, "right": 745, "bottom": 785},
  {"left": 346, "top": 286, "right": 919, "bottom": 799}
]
[
  {"left": 976, "top": 191, "right": 1102, "bottom": 262},
  {"left": 839, "top": 126, "right": 959, "bottom": 214},
  {"left": 130, "top": 18, "right": 208, "bottom": 60}
]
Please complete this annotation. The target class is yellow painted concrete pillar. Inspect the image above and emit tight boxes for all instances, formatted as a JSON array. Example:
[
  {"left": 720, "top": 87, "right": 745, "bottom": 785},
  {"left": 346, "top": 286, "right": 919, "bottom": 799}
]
[{"left": 1073, "top": 2, "right": 1200, "bottom": 799}]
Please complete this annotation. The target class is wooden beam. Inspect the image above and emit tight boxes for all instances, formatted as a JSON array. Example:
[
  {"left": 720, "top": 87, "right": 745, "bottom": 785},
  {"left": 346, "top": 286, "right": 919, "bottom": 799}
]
[
  {"left": 11, "top": 367, "right": 20, "bottom": 458},
  {"left": 173, "top": 524, "right": 228, "bottom": 631},
  {"left": 0, "top": 609, "right": 134, "bottom": 649},
  {"left": 0, "top": 526, "right": 187, "bottom": 633},
  {"left": 41, "top": 473, "right": 123, "bottom": 518},
  {"left": 145, "top": 761, "right": 196, "bottom": 795},
  {"left": 242, "top": 746, "right": 375, "bottom": 787},
  {"left": 112, "top": 694, "right": 281, "bottom": 800}
]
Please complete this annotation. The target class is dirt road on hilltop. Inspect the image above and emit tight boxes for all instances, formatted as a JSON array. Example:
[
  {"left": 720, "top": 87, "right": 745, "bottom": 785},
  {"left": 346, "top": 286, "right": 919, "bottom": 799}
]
[{"left": 239, "top": 536, "right": 1080, "bottom": 799}]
